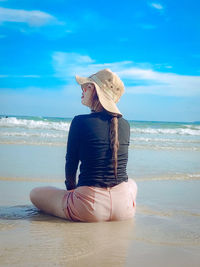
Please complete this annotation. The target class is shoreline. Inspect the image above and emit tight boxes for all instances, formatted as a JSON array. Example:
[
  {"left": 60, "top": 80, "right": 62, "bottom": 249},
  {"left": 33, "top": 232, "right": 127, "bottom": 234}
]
[{"left": 1, "top": 172, "right": 200, "bottom": 183}]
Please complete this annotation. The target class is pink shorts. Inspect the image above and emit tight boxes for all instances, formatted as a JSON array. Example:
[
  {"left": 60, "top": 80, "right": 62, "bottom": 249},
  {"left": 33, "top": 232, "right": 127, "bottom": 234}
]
[{"left": 62, "top": 179, "right": 137, "bottom": 222}]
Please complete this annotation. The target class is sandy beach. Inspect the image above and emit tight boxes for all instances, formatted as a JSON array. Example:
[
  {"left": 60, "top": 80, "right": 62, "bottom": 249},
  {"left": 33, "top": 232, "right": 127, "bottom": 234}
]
[
  {"left": 0, "top": 178, "right": 200, "bottom": 267},
  {"left": 0, "top": 117, "right": 200, "bottom": 266}
]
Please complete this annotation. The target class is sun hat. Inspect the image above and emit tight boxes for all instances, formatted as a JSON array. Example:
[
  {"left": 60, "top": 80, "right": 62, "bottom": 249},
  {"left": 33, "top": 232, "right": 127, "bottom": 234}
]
[{"left": 75, "top": 69, "right": 125, "bottom": 116}]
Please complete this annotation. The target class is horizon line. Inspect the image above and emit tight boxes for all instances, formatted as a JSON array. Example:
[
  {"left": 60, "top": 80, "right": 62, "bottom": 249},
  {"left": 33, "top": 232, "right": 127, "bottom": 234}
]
[{"left": 0, "top": 113, "right": 199, "bottom": 124}]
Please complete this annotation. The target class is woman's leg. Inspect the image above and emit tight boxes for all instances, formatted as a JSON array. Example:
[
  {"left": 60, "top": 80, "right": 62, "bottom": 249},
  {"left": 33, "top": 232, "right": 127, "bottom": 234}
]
[{"left": 30, "top": 186, "right": 68, "bottom": 219}]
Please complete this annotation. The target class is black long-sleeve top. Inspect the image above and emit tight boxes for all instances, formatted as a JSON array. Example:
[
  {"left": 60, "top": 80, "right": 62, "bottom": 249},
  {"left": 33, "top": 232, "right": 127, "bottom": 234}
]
[{"left": 65, "top": 111, "right": 130, "bottom": 190}]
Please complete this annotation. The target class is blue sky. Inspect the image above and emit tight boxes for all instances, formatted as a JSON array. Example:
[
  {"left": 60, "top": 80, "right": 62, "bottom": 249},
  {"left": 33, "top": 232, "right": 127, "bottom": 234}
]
[{"left": 0, "top": 0, "right": 200, "bottom": 122}]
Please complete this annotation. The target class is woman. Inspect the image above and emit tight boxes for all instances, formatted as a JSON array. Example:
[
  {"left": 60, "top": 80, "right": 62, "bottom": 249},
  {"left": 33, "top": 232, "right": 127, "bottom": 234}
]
[{"left": 30, "top": 69, "right": 137, "bottom": 222}]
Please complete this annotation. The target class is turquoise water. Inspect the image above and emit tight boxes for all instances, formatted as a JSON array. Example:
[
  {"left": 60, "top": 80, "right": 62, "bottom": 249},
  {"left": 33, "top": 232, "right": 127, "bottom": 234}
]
[
  {"left": 1, "top": 115, "right": 200, "bottom": 149},
  {"left": 0, "top": 115, "right": 200, "bottom": 180}
]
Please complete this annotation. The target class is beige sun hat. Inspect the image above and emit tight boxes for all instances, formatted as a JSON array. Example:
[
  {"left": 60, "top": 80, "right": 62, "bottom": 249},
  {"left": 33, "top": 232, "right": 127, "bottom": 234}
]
[{"left": 75, "top": 69, "right": 125, "bottom": 116}]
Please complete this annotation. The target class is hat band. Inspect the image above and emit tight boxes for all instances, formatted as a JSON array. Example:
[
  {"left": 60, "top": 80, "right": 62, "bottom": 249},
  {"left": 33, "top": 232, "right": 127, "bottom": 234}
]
[{"left": 90, "top": 74, "right": 117, "bottom": 102}]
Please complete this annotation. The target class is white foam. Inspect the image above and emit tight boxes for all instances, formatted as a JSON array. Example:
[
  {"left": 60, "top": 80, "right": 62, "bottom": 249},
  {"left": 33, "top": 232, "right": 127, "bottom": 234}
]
[
  {"left": 130, "top": 127, "right": 200, "bottom": 136},
  {"left": 0, "top": 117, "right": 70, "bottom": 132},
  {"left": 184, "top": 124, "right": 200, "bottom": 130},
  {"left": 1, "top": 117, "right": 200, "bottom": 136},
  {"left": 0, "top": 131, "right": 66, "bottom": 138},
  {"left": 0, "top": 140, "right": 65, "bottom": 146}
]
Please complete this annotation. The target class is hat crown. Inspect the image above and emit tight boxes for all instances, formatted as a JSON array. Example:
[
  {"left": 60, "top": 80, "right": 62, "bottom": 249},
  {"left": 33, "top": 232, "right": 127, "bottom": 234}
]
[
  {"left": 90, "top": 69, "right": 124, "bottom": 103},
  {"left": 75, "top": 68, "right": 124, "bottom": 115}
]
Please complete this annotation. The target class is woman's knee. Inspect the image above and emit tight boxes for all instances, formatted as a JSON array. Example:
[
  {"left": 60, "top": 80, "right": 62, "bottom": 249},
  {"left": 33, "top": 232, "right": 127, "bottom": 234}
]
[
  {"left": 30, "top": 187, "right": 40, "bottom": 204},
  {"left": 30, "top": 186, "right": 67, "bottom": 218},
  {"left": 30, "top": 186, "right": 50, "bottom": 204}
]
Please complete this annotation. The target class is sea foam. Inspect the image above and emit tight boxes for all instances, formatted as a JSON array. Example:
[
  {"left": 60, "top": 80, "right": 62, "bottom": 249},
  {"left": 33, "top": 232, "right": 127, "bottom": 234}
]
[{"left": 0, "top": 117, "right": 70, "bottom": 131}]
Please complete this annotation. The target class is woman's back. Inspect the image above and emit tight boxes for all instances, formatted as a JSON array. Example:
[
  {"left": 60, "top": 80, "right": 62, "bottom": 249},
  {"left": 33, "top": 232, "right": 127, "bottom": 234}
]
[{"left": 65, "top": 111, "right": 130, "bottom": 188}]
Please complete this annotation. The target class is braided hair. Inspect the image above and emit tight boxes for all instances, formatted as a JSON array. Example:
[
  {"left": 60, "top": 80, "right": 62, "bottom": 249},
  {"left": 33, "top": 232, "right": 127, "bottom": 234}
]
[
  {"left": 109, "top": 116, "right": 119, "bottom": 179},
  {"left": 91, "top": 89, "right": 119, "bottom": 179}
]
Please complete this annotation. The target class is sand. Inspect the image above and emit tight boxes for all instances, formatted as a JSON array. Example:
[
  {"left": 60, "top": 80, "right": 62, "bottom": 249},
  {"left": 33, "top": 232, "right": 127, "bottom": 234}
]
[{"left": 0, "top": 179, "right": 200, "bottom": 267}]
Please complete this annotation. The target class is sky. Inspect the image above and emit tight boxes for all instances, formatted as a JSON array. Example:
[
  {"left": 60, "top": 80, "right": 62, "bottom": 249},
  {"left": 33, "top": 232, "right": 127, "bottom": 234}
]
[{"left": 0, "top": 0, "right": 200, "bottom": 122}]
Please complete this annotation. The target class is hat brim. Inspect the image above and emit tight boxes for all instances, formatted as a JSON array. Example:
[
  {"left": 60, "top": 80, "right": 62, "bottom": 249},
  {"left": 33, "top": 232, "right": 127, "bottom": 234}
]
[{"left": 75, "top": 75, "right": 122, "bottom": 116}]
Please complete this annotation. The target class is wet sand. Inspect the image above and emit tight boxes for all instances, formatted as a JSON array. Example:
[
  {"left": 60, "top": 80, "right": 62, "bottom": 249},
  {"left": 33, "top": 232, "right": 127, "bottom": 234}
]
[{"left": 0, "top": 179, "right": 200, "bottom": 267}]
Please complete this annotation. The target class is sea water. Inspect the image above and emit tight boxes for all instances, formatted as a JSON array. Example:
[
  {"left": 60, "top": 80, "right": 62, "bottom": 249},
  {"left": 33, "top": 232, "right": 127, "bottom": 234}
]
[{"left": 0, "top": 115, "right": 200, "bottom": 181}]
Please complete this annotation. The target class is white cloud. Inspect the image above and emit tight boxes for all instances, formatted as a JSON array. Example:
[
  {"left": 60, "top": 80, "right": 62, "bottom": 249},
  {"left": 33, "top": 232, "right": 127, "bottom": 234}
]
[
  {"left": 52, "top": 52, "right": 200, "bottom": 97},
  {"left": 116, "top": 66, "right": 200, "bottom": 97},
  {"left": 0, "top": 7, "right": 59, "bottom": 27},
  {"left": 150, "top": 2, "right": 164, "bottom": 10},
  {"left": 52, "top": 52, "right": 96, "bottom": 79},
  {"left": 154, "top": 63, "right": 173, "bottom": 70}
]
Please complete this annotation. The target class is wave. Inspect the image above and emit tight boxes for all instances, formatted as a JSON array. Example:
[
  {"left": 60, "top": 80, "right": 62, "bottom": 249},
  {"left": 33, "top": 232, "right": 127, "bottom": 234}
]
[
  {"left": 0, "top": 131, "right": 66, "bottom": 138},
  {"left": 129, "top": 137, "right": 200, "bottom": 150},
  {"left": 0, "top": 140, "right": 65, "bottom": 146},
  {"left": 1, "top": 130, "right": 199, "bottom": 145},
  {"left": 0, "top": 117, "right": 70, "bottom": 132},
  {"left": 184, "top": 124, "right": 200, "bottom": 130},
  {"left": 130, "top": 127, "right": 200, "bottom": 136},
  {"left": 1, "top": 117, "right": 200, "bottom": 136}
]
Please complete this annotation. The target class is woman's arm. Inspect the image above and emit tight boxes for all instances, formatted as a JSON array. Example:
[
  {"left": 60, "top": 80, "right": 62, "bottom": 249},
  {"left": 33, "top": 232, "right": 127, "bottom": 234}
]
[{"left": 65, "top": 117, "right": 80, "bottom": 190}]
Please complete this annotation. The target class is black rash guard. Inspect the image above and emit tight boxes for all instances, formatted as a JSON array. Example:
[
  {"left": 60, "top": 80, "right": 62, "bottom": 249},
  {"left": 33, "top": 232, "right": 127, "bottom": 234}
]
[{"left": 65, "top": 111, "right": 130, "bottom": 190}]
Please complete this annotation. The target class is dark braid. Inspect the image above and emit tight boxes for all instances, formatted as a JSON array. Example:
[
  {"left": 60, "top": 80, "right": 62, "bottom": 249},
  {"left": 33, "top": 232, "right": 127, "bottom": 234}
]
[{"left": 110, "top": 116, "right": 119, "bottom": 179}]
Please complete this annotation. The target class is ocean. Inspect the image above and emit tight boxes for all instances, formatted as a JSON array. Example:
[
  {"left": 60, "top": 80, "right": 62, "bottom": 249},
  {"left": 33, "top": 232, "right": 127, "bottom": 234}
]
[
  {"left": 0, "top": 114, "right": 200, "bottom": 181},
  {"left": 0, "top": 116, "right": 200, "bottom": 182}
]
